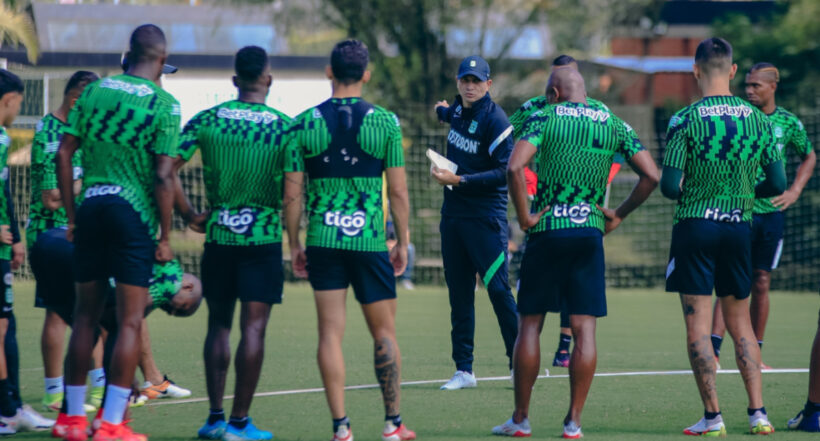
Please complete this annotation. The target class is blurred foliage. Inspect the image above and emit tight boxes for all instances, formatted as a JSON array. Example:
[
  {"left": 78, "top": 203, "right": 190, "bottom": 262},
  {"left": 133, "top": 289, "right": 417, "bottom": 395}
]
[
  {"left": 714, "top": 0, "right": 819, "bottom": 112},
  {"left": 0, "top": 1, "right": 38, "bottom": 63}
]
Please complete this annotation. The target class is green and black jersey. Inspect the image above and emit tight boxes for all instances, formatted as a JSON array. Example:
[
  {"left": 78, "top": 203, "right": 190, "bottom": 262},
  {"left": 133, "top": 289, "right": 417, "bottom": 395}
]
[
  {"left": 28, "top": 114, "right": 83, "bottom": 246},
  {"left": 664, "top": 96, "right": 779, "bottom": 224},
  {"left": 65, "top": 74, "right": 180, "bottom": 234},
  {"left": 753, "top": 106, "right": 813, "bottom": 214},
  {"left": 285, "top": 97, "right": 404, "bottom": 252},
  {"left": 510, "top": 96, "right": 610, "bottom": 140},
  {"left": 178, "top": 100, "right": 291, "bottom": 246},
  {"left": 0, "top": 127, "right": 10, "bottom": 260},
  {"left": 148, "top": 259, "right": 183, "bottom": 311},
  {"left": 519, "top": 101, "right": 645, "bottom": 233}
]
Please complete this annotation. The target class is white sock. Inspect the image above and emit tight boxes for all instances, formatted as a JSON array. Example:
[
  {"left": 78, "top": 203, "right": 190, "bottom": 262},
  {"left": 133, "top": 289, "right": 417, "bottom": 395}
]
[
  {"left": 65, "top": 385, "right": 87, "bottom": 417},
  {"left": 44, "top": 376, "right": 63, "bottom": 395},
  {"left": 88, "top": 368, "right": 106, "bottom": 388},
  {"left": 101, "top": 385, "right": 131, "bottom": 425}
]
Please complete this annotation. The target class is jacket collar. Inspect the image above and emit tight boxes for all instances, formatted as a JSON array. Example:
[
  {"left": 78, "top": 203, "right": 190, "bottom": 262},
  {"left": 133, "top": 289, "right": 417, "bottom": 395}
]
[{"left": 454, "top": 92, "right": 491, "bottom": 117}]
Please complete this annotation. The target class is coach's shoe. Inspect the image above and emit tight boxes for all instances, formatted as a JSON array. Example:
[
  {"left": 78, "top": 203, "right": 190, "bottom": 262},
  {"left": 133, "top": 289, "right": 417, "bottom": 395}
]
[
  {"left": 43, "top": 391, "right": 64, "bottom": 412},
  {"left": 562, "top": 420, "right": 582, "bottom": 439},
  {"left": 440, "top": 370, "right": 476, "bottom": 390},
  {"left": 59, "top": 415, "right": 89, "bottom": 441},
  {"left": 683, "top": 417, "right": 726, "bottom": 437},
  {"left": 381, "top": 421, "right": 415, "bottom": 441},
  {"left": 552, "top": 350, "right": 570, "bottom": 368},
  {"left": 197, "top": 419, "right": 226, "bottom": 440},
  {"left": 491, "top": 417, "right": 531, "bottom": 437},
  {"left": 92, "top": 421, "right": 147, "bottom": 441},
  {"left": 223, "top": 418, "right": 273, "bottom": 441},
  {"left": 14, "top": 405, "right": 55, "bottom": 431},
  {"left": 330, "top": 424, "right": 352, "bottom": 441},
  {"left": 750, "top": 416, "right": 775, "bottom": 435},
  {"left": 142, "top": 376, "right": 192, "bottom": 399},
  {"left": 788, "top": 410, "right": 820, "bottom": 432}
]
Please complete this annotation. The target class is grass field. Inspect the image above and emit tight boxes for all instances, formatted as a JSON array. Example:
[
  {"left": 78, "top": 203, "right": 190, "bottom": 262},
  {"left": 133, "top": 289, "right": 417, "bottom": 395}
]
[{"left": 8, "top": 281, "right": 820, "bottom": 440}]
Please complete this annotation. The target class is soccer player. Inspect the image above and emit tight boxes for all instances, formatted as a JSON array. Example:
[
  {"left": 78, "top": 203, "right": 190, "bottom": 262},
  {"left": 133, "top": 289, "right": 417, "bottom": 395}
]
[
  {"left": 432, "top": 55, "right": 518, "bottom": 390},
  {"left": 175, "top": 46, "right": 289, "bottom": 441},
  {"left": 27, "top": 70, "right": 108, "bottom": 414},
  {"left": 284, "top": 39, "right": 415, "bottom": 441},
  {"left": 509, "top": 54, "right": 628, "bottom": 369},
  {"left": 786, "top": 306, "right": 820, "bottom": 432},
  {"left": 661, "top": 38, "right": 785, "bottom": 436},
  {"left": 493, "top": 67, "right": 658, "bottom": 438},
  {"left": 710, "top": 62, "right": 815, "bottom": 369},
  {"left": 56, "top": 24, "right": 179, "bottom": 441}
]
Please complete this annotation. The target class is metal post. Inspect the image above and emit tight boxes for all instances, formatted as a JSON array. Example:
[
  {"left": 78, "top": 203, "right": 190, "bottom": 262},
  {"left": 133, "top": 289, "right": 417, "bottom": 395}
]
[{"left": 43, "top": 73, "right": 50, "bottom": 115}]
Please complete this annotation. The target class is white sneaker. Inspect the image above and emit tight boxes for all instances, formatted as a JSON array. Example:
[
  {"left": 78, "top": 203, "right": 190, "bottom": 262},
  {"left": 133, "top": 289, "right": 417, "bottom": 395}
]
[
  {"left": 330, "top": 424, "right": 353, "bottom": 441},
  {"left": 400, "top": 279, "right": 415, "bottom": 290},
  {"left": 0, "top": 416, "right": 16, "bottom": 434},
  {"left": 683, "top": 417, "right": 726, "bottom": 436},
  {"left": 440, "top": 370, "right": 477, "bottom": 390},
  {"left": 141, "top": 376, "right": 192, "bottom": 399},
  {"left": 750, "top": 416, "right": 775, "bottom": 435},
  {"left": 15, "top": 405, "right": 54, "bottom": 431},
  {"left": 491, "top": 417, "right": 531, "bottom": 437},
  {"left": 563, "top": 420, "right": 583, "bottom": 439}
]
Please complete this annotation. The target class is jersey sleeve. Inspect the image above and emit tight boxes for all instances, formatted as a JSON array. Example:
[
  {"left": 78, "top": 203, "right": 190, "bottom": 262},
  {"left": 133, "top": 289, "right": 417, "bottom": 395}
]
[
  {"left": 0, "top": 134, "right": 10, "bottom": 226},
  {"left": 384, "top": 112, "right": 405, "bottom": 168},
  {"left": 153, "top": 100, "right": 181, "bottom": 157},
  {"left": 616, "top": 119, "right": 646, "bottom": 160},
  {"left": 518, "top": 110, "right": 549, "bottom": 149},
  {"left": 788, "top": 116, "right": 813, "bottom": 158},
  {"left": 284, "top": 116, "right": 306, "bottom": 173},
  {"left": 757, "top": 117, "right": 778, "bottom": 167},
  {"left": 177, "top": 111, "right": 205, "bottom": 162},
  {"left": 662, "top": 113, "right": 689, "bottom": 170}
]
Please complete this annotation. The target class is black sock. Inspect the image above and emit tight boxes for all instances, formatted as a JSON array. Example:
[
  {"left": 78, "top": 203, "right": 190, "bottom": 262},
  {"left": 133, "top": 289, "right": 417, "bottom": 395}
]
[
  {"left": 704, "top": 410, "right": 721, "bottom": 420},
  {"left": 228, "top": 416, "right": 249, "bottom": 430},
  {"left": 386, "top": 414, "right": 402, "bottom": 427},
  {"left": 758, "top": 340, "right": 763, "bottom": 349},
  {"left": 333, "top": 416, "right": 350, "bottom": 433},
  {"left": 558, "top": 334, "right": 571, "bottom": 352},
  {"left": 207, "top": 409, "right": 224, "bottom": 425},
  {"left": 0, "top": 380, "right": 14, "bottom": 417},
  {"left": 805, "top": 400, "right": 820, "bottom": 414},
  {"left": 747, "top": 407, "right": 766, "bottom": 416},
  {"left": 710, "top": 335, "right": 723, "bottom": 357}
]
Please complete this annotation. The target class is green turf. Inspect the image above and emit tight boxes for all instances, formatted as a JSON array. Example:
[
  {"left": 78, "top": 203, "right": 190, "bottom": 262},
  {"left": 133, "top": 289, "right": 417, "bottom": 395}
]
[{"left": 9, "top": 281, "right": 820, "bottom": 440}]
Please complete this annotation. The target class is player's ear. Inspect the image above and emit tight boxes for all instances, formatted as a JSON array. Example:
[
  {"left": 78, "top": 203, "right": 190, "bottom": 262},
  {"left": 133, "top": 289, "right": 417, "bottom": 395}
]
[
  {"left": 486, "top": 79, "right": 492, "bottom": 89},
  {"left": 728, "top": 63, "right": 737, "bottom": 80},
  {"left": 361, "top": 70, "right": 371, "bottom": 84},
  {"left": 265, "top": 74, "right": 272, "bottom": 89},
  {"left": 325, "top": 65, "right": 334, "bottom": 81},
  {"left": 692, "top": 63, "right": 700, "bottom": 81}
]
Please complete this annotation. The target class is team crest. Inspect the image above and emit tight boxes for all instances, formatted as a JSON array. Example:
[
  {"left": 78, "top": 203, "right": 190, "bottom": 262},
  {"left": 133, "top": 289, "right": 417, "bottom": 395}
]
[
  {"left": 774, "top": 126, "right": 783, "bottom": 138},
  {"left": 468, "top": 120, "right": 478, "bottom": 134}
]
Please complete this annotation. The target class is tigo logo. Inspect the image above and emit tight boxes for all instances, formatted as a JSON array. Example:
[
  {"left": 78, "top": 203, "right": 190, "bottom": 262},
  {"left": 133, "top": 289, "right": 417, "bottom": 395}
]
[
  {"left": 84, "top": 185, "right": 122, "bottom": 198},
  {"left": 217, "top": 208, "right": 257, "bottom": 234},
  {"left": 324, "top": 211, "right": 367, "bottom": 236},
  {"left": 552, "top": 203, "right": 592, "bottom": 225}
]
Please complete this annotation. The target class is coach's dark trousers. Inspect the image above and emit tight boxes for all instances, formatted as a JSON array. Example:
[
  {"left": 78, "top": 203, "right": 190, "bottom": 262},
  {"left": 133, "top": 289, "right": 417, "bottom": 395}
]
[{"left": 440, "top": 216, "right": 518, "bottom": 372}]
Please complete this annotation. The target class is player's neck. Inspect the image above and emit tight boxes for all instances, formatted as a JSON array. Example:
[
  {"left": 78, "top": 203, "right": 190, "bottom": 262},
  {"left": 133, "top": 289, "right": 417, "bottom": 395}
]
[
  {"left": 759, "top": 100, "right": 776, "bottom": 115},
  {"left": 125, "top": 66, "right": 160, "bottom": 85},
  {"left": 331, "top": 82, "right": 363, "bottom": 99},
  {"left": 53, "top": 104, "right": 71, "bottom": 123},
  {"left": 237, "top": 91, "right": 266, "bottom": 105},
  {"left": 699, "top": 77, "right": 732, "bottom": 97}
]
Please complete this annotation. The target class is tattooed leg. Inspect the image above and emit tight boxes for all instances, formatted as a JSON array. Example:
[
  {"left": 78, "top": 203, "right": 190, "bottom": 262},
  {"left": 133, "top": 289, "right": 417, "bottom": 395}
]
[
  {"left": 680, "top": 294, "right": 720, "bottom": 412},
  {"left": 720, "top": 295, "right": 763, "bottom": 409},
  {"left": 361, "top": 299, "right": 401, "bottom": 415}
]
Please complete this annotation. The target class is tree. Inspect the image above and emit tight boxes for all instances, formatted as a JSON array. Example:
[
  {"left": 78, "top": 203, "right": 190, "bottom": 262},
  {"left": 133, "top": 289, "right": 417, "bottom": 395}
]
[{"left": 0, "top": 1, "right": 38, "bottom": 63}]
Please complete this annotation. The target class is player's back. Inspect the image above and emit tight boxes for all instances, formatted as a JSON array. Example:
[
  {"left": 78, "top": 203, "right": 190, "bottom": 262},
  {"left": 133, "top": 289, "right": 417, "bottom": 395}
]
[
  {"left": 520, "top": 101, "right": 643, "bottom": 233},
  {"left": 286, "top": 97, "right": 403, "bottom": 252},
  {"left": 67, "top": 74, "right": 180, "bottom": 222},
  {"left": 29, "top": 114, "right": 74, "bottom": 238},
  {"left": 179, "top": 100, "right": 290, "bottom": 245},
  {"left": 664, "top": 96, "right": 776, "bottom": 223}
]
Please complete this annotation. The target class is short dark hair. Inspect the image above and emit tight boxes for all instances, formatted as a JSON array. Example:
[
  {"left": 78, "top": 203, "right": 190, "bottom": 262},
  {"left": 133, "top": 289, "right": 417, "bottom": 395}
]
[
  {"left": 330, "top": 39, "right": 369, "bottom": 84},
  {"left": 552, "top": 55, "right": 576, "bottom": 67},
  {"left": 0, "top": 69, "right": 24, "bottom": 100},
  {"left": 749, "top": 62, "right": 779, "bottom": 82},
  {"left": 64, "top": 71, "right": 99, "bottom": 96},
  {"left": 129, "top": 24, "right": 167, "bottom": 64},
  {"left": 694, "top": 37, "right": 733, "bottom": 74},
  {"left": 235, "top": 46, "right": 269, "bottom": 82}
]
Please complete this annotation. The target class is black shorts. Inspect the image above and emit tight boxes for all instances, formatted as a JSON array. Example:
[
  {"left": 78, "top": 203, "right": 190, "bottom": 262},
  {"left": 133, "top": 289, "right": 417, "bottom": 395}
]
[
  {"left": 30, "top": 228, "right": 76, "bottom": 320},
  {"left": 751, "top": 212, "right": 785, "bottom": 272},
  {"left": 73, "top": 194, "right": 154, "bottom": 287},
  {"left": 665, "top": 218, "right": 752, "bottom": 298},
  {"left": 0, "top": 260, "right": 12, "bottom": 319},
  {"left": 306, "top": 247, "right": 396, "bottom": 304},
  {"left": 201, "top": 242, "right": 284, "bottom": 305},
  {"left": 517, "top": 229, "right": 606, "bottom": 317}
]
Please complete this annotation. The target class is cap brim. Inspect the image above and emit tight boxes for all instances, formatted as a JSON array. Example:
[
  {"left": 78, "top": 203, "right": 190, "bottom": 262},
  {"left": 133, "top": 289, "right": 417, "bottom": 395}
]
[
  {"left": 162, "top": 64, "right": 178, "bottom": 74},
  {"left": 457, "top": 70, "right": 488, "bottom": 81}
]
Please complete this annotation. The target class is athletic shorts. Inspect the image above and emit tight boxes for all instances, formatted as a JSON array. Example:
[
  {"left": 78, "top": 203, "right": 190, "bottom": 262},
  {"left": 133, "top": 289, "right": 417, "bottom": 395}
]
[
  {"left": 73, "top": 194, "right": 154, "bottom": 287},
  {"left": 751, "top": 212, "right": 785, "bottom": 272},
  {"left": 516, "top": 229, "right": 606, "bottom": 317},
  {"left": 30, "top": 228, "right": 76, "bottom": 320},
  {"left": 306, "top": 247, "right": 396, "bottom": 304},
  {"left": 0, "top": 259, "right": 12, "bottom": 319},
  {"left": 665, "top": 218, "right": 752, "bottom": 298},
  {"left": 201, "top": 242, "right": 284, "bottom": 305}
]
